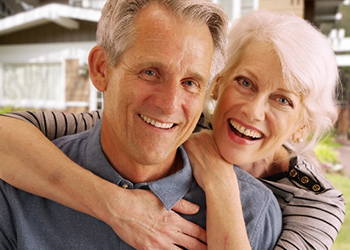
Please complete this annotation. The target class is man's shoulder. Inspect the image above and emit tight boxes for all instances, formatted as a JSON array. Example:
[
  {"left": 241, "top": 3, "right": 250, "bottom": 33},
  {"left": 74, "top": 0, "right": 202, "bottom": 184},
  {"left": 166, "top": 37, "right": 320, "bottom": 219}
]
[
  {"left": 53, "top": 130, "right": 90, "bottom": 148},
  {"left": 234, "top": 166, "right": 282, "bottom": 250},
  {"left": 234, "top": 166, "right": 273, "bottom": 195},
  {"left": 52, "top": 130, "right": 92, "bottom": 166}
]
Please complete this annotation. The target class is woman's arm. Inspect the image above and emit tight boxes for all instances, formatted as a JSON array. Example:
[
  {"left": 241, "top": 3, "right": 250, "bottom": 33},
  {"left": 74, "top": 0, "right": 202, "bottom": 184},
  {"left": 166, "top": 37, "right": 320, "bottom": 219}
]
[
  {"left": 1, "top": 110, "right": 102, "bottom": 140},
  {"left": 261, "top": 156, "right": 346, "bottom": 250},
  {"left": 184, "top": 130, "right": 251, "bottom": 250},
  {"left": 0, "top": 115, "right": 207, "bottom": 249}
]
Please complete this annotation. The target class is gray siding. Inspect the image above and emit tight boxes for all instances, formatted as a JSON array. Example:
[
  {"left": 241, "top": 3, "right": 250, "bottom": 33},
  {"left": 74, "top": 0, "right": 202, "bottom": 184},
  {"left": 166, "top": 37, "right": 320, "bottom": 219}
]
[{"left": 0, "top": 20, "right": 96, "bottom": 45}]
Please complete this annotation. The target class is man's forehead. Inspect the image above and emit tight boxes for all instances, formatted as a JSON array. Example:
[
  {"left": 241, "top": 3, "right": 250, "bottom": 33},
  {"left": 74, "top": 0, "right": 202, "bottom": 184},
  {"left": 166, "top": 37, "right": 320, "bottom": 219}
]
[{"left": 119, "top": 3, "right": 214, "bottom": 83}]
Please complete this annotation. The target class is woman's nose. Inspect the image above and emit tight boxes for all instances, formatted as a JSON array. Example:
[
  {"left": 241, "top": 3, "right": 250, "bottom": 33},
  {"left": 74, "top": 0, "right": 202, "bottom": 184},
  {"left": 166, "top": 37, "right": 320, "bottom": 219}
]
[{"left": 241, "top": 97, "right": 267, "bottom": 122}]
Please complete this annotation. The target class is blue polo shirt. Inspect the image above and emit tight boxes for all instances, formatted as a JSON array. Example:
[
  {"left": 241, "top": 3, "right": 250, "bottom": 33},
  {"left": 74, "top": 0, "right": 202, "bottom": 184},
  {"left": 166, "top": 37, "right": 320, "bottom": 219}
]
[{"left": 0, "top": 120, "right": 281, "bottom": 250}]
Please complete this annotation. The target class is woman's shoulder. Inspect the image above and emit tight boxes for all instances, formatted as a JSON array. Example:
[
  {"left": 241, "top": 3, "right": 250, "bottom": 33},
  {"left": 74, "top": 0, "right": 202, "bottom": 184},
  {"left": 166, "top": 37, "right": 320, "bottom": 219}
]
[
  {"left": 263, "top": 155, "right": 335, "bottom": 192},
  {"left": 262, "top": 156, "right": 346, "bottom": 250},
  {"left": 260, "top": 155, "right": 345, "bottom": 214}
]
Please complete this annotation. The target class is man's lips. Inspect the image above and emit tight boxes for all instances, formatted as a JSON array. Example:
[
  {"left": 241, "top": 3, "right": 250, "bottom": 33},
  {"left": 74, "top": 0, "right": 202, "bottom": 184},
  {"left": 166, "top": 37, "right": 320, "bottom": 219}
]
[
  {"left": 229, "top": 119, "right": 263, "bottom": 140},
  {"left": 139, "top": 114, "right": 176, "bottom": 129}
]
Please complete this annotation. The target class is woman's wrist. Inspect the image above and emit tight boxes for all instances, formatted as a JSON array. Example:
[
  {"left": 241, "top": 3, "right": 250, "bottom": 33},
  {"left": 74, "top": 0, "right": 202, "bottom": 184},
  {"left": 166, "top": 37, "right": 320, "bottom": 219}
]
[
  {"left": 85, "top": 176, "right": 127, "bottom": 226},
  {"left": 200, "top": 166, "right": 237, "bottom": 193}
]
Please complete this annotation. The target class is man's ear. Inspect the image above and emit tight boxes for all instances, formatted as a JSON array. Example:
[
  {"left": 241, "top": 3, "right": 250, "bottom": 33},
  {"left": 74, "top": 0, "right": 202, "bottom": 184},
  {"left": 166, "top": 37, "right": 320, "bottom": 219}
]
[
  {"left": 211, "top": 76, "right": 223, "bottom": 100},
  {"left": 88, "top": 45, "right": 109, "bottom": 92}
]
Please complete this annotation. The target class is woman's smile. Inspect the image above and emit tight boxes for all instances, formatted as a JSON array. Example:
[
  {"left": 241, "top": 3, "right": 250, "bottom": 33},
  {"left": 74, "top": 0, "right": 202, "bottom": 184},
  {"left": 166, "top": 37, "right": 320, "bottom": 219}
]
[{"left": 229, "top": 119, "right": 262, "bottom": 140}]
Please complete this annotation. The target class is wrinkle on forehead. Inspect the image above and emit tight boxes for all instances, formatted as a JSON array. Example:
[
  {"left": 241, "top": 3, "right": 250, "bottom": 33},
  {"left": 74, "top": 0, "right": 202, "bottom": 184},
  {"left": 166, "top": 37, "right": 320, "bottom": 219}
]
[{"left": 128, "top": 4, "right": 213, "bottom": 84}]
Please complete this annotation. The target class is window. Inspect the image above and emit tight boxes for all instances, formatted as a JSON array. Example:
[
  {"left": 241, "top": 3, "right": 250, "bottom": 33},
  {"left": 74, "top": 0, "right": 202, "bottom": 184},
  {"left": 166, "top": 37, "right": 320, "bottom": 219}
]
[
  {"left": 96, "top": 91, "right": 103, "bottom": 109},
  {"left": 215, "top": 0, "right": 257, "bottom": 22},
  {"left": 89, "top": 85, "right": 103, "bottom": 110},
  {"left": 1, "top": 62, "right": 64, "bottom": 109},
  {"left": 218, "top": 0, "right": 234, "bottom": 20}
]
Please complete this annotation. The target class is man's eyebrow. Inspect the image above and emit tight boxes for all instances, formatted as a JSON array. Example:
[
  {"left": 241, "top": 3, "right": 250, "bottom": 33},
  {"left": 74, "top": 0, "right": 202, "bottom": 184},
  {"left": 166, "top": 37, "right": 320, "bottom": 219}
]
[{"left": 187, "top": 72, "right": 208, "bottom": 85}]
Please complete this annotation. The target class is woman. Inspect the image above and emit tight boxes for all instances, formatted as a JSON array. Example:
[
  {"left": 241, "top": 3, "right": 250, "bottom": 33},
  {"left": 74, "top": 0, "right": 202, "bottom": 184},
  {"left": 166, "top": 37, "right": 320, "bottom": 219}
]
[
  {"left": 0, "top": 10, "right": 345, "bottom": 249},
  {"left": 185, "top": 10, "right": 345, "bottom": 249}
]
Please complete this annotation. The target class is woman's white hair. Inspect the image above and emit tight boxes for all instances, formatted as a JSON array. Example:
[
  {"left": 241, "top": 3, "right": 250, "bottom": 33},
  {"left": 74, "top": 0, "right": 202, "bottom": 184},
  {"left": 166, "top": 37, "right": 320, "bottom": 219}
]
[{"left": 204, "top": 10, "right": 340, "bottom": 167}]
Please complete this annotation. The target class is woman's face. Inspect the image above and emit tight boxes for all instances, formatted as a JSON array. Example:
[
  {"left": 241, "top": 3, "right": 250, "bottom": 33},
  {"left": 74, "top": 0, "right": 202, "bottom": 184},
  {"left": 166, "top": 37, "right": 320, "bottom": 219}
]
[{"left": 212, "top": 42, "right": 304, "bottom": 166}]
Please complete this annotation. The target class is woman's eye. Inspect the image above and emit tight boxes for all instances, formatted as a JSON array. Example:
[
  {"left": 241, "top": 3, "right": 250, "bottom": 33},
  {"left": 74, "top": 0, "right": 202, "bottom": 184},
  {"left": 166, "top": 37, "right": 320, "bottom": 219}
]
[
  {"left": 277, "top": 97, "right": 293, "bottom": 107},
  {"left": 235, "top": 77, "right": 252, "bottom": 88}
]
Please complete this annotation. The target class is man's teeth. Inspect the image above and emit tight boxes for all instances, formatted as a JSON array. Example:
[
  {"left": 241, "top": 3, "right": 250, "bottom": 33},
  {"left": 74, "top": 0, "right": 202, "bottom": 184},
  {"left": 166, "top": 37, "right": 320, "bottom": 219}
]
[
  {"left": 140, "top": 114, "right": 174, "bottom": 129},
  {"left": 230, "top": 120, "right": 262, "bottom": 139}
]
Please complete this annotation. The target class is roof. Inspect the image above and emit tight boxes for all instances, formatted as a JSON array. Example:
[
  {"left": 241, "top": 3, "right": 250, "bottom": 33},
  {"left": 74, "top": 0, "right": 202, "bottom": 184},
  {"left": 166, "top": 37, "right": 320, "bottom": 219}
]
[{"left": 0, "top": 3, "right": 101, "bottom": 36}]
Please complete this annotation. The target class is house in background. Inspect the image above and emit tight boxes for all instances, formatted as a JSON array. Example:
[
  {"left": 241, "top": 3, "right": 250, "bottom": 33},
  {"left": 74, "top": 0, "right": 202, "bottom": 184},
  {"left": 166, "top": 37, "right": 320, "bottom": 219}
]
[
  {"left": 0, "top": 0, "right": 102, "bottom": 112},
  {"left": 0, "top": 0, "right": 344, "bottom": 113}
]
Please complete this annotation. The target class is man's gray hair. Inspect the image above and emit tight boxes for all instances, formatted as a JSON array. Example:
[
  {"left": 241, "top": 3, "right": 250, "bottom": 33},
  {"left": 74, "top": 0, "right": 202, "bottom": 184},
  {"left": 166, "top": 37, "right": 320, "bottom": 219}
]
[{"left": 96, "top": 0, "right": 227, "bottom": 82}]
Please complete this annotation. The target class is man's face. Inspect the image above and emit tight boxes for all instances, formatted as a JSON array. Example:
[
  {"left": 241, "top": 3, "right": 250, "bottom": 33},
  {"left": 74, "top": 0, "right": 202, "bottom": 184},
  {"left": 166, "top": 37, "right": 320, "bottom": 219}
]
[{"left": 101, "top": 4, "right": 214, "bottom": 170}]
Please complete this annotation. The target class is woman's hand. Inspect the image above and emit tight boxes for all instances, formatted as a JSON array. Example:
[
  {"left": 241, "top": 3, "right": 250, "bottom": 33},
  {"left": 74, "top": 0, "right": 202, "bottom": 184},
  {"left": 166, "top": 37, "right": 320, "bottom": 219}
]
[
  {"left": 101, "top": 187, "right": 207, "bottom": 250},
  {"left": 184, "top": 130, "right": 251, "bottom": 250},
  {"left": 183, "top": 130, "right": 234, "bottom": 191}
]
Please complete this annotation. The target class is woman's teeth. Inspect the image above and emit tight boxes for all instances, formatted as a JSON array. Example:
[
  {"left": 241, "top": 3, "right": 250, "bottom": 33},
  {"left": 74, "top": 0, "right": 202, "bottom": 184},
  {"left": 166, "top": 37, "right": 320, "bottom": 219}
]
[
  {"left": 229, "top": 119, "right": 262, "bottom": 139},
  {"left": 140, "top": 114, "right": 174, "bottom": 129}
]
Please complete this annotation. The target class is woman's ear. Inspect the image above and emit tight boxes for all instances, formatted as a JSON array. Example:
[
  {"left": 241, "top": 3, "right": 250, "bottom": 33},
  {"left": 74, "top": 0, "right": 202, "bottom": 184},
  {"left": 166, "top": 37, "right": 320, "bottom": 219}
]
[
  {"left": 211, "top": 76, "right": 223, "bottom": 100},
  {"left": 292, "top": 124, "right": 307, "bottom": 143},
  {"left": 88, "top": 45, "right": 109, "bottom": 92}
]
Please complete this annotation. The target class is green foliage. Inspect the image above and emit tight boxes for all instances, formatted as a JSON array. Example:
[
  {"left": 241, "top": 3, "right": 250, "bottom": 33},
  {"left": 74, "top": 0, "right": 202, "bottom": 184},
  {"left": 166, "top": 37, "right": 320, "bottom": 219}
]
[
  {"left": 314, "top": 134, "right": 341, "bottom": 165},
  {"left": 314, "top": 144, "right": 340, "bottom": 165},
  {"left": 0, "top": 106, "right": 15, "bottom": 114},
  {"left": 327, "top": 173, "right": 350, "bottom": 250}
]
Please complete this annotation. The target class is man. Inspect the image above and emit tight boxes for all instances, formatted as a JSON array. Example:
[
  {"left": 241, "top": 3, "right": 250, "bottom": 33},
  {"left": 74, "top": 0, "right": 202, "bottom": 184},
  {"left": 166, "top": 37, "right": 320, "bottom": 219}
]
[{"left": 0, "top": 0, "right": 281, "bottom": 249}]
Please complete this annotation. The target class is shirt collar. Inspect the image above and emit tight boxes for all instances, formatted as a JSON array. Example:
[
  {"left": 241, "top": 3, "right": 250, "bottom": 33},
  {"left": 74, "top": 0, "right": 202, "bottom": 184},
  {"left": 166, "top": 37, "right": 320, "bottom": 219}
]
[
  {"left": 85, "top": 120, "right": 194, "bottom": 211},
  {"left": 148, "top": 146, "right": 194, "bottom": 210}
]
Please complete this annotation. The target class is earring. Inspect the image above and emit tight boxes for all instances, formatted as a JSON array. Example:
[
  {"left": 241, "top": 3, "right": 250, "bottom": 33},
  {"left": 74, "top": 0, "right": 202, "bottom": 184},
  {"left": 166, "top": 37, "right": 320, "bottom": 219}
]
[
  {"left": 292, "top": 134, "right": 304, "bottom": 143},
  {"left": 296, "top": 138, "right": 304, "bottom": 143},
  {"left": 210, "top": 93, "right": 214, "bottom": 99}
]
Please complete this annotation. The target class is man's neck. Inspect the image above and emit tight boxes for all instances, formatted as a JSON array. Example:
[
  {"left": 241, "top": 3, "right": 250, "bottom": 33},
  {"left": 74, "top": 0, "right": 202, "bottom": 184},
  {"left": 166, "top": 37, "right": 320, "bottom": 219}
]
[
  {"left": 101, "top": 138, "right": 183, "bottom": 184},
  {"left": 108, "top": 151, "right": 183, "bottom": 183}
]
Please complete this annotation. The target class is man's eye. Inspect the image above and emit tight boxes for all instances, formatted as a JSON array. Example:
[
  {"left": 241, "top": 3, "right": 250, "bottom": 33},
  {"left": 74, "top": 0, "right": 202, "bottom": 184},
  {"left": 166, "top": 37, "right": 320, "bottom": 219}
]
[
  {"left": 140, "top": 69, "right": 160, "bottom": 81},
  {"left": 241, "top": 79, "right": 250, "bottom": 87},
  {"left": 182, "top": 80, "right": 201, "bottom": 94},
  {"left": 183, "top": 80, "right": 195, "bottom": 87},
  {"left": 144, "top": 70, "right": 156, "bottom": 76}
]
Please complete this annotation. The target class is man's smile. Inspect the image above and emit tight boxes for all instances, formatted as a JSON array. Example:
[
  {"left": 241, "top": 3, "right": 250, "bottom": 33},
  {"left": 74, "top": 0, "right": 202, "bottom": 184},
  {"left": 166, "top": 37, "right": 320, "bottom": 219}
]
[{"left": 140, "top": 114, "right": 176, "bottom": 129}]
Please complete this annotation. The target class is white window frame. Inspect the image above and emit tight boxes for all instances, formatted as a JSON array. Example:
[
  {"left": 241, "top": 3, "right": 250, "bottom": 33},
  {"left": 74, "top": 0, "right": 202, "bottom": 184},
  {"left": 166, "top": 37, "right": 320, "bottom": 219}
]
[
  {"left": 213, "top": 0, "right": 258, "bottom": 23},
  {"left": 89, "top": 80, "right": 103, "bottom": 111},
  {"left": 0, "top": 42, "right": 95, "bottom": 110},
  {"left": 0, "top": 61, "right": 66, "bottom": 109}
]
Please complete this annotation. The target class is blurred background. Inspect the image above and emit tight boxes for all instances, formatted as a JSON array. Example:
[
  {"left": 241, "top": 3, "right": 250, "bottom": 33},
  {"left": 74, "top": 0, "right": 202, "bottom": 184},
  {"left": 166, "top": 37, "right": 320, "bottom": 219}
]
[{"left": 0, "top": 0, "right": 349, "bottom": 249}]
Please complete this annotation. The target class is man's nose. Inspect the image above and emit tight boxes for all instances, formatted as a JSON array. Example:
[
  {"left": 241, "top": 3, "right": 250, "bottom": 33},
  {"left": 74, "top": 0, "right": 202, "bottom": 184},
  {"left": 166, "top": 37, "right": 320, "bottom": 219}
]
[{"left": 154, "top": 81, "right": 181, "bottom": 115}]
